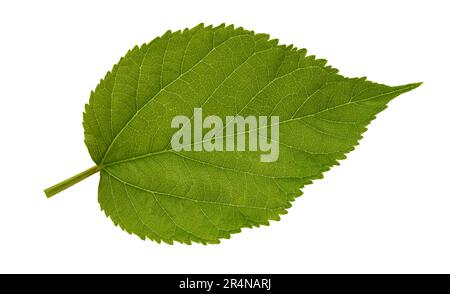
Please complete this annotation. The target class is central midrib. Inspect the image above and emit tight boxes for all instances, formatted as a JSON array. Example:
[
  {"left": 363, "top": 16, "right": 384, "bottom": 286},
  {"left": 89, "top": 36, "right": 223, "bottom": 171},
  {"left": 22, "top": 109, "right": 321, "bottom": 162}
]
[{"left": 103, "top": 81, "right": 413, "bottom": 168}]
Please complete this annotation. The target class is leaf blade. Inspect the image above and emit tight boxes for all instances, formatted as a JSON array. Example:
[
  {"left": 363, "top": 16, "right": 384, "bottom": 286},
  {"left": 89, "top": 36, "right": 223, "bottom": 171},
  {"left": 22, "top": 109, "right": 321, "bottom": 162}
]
[{"left": 82, "top": 24, "right": 420, "bottom": 244}]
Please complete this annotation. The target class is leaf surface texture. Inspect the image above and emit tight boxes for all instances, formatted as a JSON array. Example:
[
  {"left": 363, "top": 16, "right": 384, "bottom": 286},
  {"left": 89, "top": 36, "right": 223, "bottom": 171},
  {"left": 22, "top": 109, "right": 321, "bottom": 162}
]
[{"left": 82, "top": 24, "right": 420, "bottom": 244}]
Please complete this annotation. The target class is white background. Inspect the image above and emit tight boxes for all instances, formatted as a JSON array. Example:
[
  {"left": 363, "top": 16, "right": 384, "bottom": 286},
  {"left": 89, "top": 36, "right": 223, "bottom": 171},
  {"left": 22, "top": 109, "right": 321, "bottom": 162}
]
[{"left": 0, "top": 0, "right": 449, "bottom": 273}]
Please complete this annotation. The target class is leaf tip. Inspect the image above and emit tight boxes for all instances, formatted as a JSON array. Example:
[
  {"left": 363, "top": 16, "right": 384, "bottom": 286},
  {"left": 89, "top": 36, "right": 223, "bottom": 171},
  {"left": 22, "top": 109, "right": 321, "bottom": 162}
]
[
  {"left": 395, "top": 81, "right": 423, "bottom": 94},
  {"left": 407, "top": 82, "right": 423, "bottom": 90}
]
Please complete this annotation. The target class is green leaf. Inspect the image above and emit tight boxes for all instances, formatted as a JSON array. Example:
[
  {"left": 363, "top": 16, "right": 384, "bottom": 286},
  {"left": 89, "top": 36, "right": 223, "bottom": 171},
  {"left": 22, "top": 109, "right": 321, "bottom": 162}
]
[{"left": 45, "top": 24, "right": 421, "bottom": 244}]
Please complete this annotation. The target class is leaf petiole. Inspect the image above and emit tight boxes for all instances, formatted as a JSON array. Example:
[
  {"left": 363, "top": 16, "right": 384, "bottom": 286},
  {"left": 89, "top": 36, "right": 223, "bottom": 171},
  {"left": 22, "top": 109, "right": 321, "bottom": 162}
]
[{"left": 44, "top": 165, "right": 101, "bottom": 198}]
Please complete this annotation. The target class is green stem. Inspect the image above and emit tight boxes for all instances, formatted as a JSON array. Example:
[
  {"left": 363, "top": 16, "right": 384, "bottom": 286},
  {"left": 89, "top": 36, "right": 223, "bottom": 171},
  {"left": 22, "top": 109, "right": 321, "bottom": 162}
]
[{"left": 44, "top": 165, "right": 101, "bottom": 198}]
